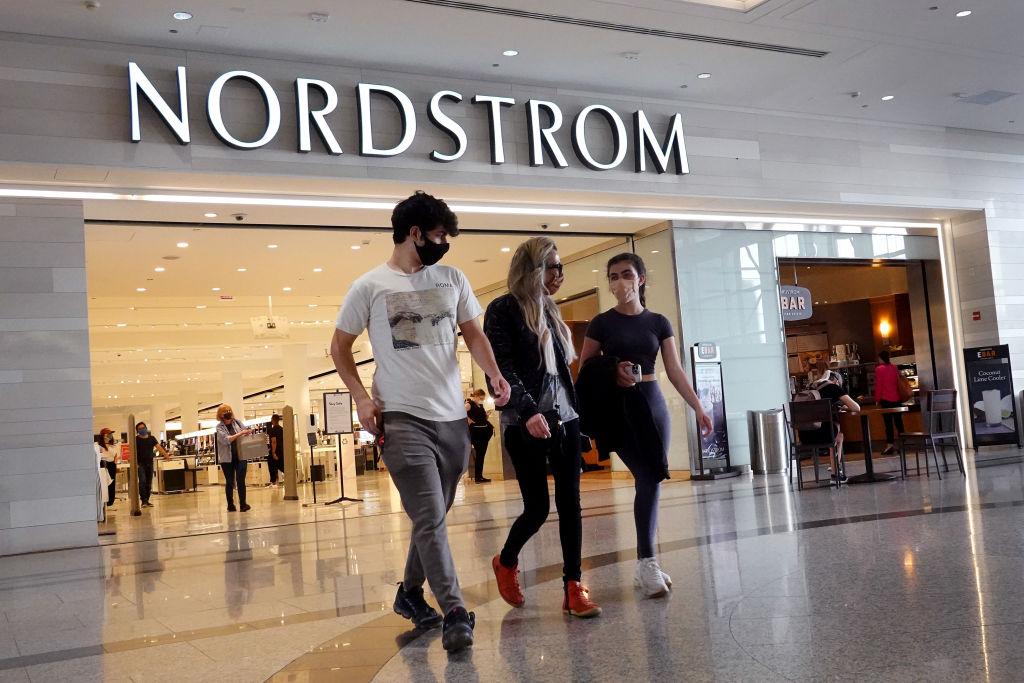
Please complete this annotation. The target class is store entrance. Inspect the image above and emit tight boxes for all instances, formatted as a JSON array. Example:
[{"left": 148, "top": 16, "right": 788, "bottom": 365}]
[
  {"left": 779, "top": 258, "right": 953, "bottom": 456},
  {"left": 85, "top": 220, "right": 629, "bottom": 537}
]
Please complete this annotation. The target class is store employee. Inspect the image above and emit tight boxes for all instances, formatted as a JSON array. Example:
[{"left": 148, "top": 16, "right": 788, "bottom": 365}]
[{"left": 135, "top": 421, "right": 170, "bottom": 508}]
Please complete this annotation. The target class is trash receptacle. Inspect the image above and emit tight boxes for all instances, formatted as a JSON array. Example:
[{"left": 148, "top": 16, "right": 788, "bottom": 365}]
[{"left": 747, "top": 409, "right": 788, "bottom": 474}]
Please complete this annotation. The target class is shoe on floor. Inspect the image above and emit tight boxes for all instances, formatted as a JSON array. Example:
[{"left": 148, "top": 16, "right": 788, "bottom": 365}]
[
  {"left": 441, "top": 607, "right": 475, "bottom": 652},
  {"left": 881, "top": 445, "right": 896, "bottom": 456},
  {"left": 492, "top": 555, "right": 524, "bottom": 607},
  {"left": 475, "top": 477, "right": 492, "bottom": 483},
  {"left": 562, "top": 581, "right": 602, "bottom": 618},
  {"left": 393, "top": 582, "right": 443, "bottom": 629},
  {"left": 227, "top": 504, "right": 237, "bottom": 512},
  {"left": 240, "top": 503, "right": 251, "bottom": 512},
  {"left": 634, "top": 558, "right": 669, "bottom": 598},
  {"left": 141, "top": 502, "right": 153, "bottom": 508},
  {"left": 661, "top": 569, "right": 673, "bottom": 589}
]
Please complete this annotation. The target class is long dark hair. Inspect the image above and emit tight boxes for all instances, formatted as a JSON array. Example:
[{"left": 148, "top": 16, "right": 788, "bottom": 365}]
[
  {"left": 879, "top": 350, "right": 891, "bottom": 365},
  {"left": 606, "top": 252, "right": 647, "bottom": 307}
]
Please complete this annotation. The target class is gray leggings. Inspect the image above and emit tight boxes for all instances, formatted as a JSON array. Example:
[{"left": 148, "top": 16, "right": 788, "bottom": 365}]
[{"left": 616, "top": 382, "right": 671, "bottom": 560}]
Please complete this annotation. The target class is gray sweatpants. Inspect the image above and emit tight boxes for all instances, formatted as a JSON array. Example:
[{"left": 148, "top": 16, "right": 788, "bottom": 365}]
[{"left": 381, "top": 411, "right": 470, "bottom": 614}]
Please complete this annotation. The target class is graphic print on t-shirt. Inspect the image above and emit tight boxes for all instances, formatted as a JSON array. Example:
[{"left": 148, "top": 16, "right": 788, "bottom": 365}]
[{"left": 385, "top": 289, "right": 454, "bottom": 350}]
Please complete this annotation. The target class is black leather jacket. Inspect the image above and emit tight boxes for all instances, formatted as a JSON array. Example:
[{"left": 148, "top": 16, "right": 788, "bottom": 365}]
[{"left": 483, "top": 293, "right": 578, "bottom": 423}]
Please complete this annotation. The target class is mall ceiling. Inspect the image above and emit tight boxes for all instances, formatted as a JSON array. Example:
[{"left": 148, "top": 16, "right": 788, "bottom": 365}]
[{"left": 0, "top": 0, "right": 1021, "bottom": 135}]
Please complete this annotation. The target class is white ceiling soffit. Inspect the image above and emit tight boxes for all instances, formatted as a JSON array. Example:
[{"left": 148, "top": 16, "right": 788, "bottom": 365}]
[{"left": 0, "top": 1, "right": 1021, "bottom": 134}]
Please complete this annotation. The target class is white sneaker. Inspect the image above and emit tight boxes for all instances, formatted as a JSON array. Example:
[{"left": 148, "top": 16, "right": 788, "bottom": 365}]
[
  {"left": 661, "top": 569, "right": 673, "bottom": 589},
  {"left": 634, "top": 558, "right": 669, "bottom": 598}
]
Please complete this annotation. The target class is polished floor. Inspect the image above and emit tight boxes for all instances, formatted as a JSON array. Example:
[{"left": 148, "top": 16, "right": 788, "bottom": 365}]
[{"left": 3, "top": 449, "right": 1024, "bottom": 682}]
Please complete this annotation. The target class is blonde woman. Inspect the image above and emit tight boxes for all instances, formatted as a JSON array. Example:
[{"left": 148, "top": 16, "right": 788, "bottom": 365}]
[
  {"left": 215, "top": 404, "right": 253, "bottom": 512},
  {"left": 483, "top": 237, "right": 601, "bottom": 618}
]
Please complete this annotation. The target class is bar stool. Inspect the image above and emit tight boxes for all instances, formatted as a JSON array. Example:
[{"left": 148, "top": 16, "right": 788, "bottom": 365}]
[{"left": 899, "top": 389, "right": 964, "bottom": 479}]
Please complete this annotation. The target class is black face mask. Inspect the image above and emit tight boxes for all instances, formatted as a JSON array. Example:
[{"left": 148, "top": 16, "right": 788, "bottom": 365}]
[
  {"left": 414, "top": 234, "right": 450, "bottom": 266},
  {"left": 223, "top": 413, "right": 233, "bottom": 421}
]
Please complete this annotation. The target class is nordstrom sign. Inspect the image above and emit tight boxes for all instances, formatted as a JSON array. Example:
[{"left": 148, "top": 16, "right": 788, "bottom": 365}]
[{"left": 128, "top": 62, "right": 689, "bottom": 175}]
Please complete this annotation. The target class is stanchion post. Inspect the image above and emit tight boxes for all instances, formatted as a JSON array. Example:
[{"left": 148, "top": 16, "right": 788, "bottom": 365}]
[
  {"left": 283, "top": 405, "right": 299, "bottom": 501},
  {"left": 127, "top": 414, "right": 141, "bottom": 516}
]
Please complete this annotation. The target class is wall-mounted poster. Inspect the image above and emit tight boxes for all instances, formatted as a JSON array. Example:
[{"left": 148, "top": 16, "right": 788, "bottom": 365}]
[{"left": 963, "top": 345, "right": 1021, "bottom": 448}]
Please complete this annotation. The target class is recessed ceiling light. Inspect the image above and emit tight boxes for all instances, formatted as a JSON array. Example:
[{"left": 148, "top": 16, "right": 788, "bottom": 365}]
[
  {"left": 559, "top": 223, "right": 570, "bottom": 228},
  {"left": 312, "top": 267, "right": 323, "bottom": 273},
  {"left": 176, "top": 242, "right": 189, "bottom": 248},
  {"left": 308, "top": 303, "right": 318, "bottom": 308},
  {"left": 592, "top": 269, "right": 599, "bottom": 273},
  {"left": 651, "top": 250, "right": 660, "bottom": 254},
  {"left": 881, "top": 95, "right": 895, "bottom": 102},
  {"left": 267, "top": 244, "right": 278, "bottom": 249},
  {"left": 500, "top": 247, "right": 511, "bottom": 253},
  {"left": 172, "top": 11, "right": 193, "bottom": 21},
  {"left": 116, "top": 323, "right": 127, "bottom": 328},
  {"left": 502, "top": 49, "right": 519, "bottom": 57},
  {"left": 282, "top": 287, "right": 292, "bottom": 292},
  {"left": 154, "top": 267, "right": 165, "bottom": 272},
  {"left": 697, "top": 73, "right": 712, "bottom": 79},
  {"left": 351, "top": 245, "right": 361, "bottom": 250},
  {"left": 204, "top": 212, "right": 217, "bottom": 218},
  {"left": 237, "top": 267, "right": 247, "bottom": 272},
  {"left": 224, "top": 321, "right": 233, "bottom": 326},
  {"left": 196, "top": 305, "right": 206, "bottom": 309},
  {"left": 955, "top": 9, "right": 972, "bottom": 17},
  {"left": 136, "top": 287, "right": 146, "bottom": 292},
  {"left": 211, "top": 287, "right": 220, "bottom": 292}
]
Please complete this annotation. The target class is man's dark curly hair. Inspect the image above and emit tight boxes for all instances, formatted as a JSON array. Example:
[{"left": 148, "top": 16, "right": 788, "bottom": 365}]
[{"left": 391, "top": 191, "right": 459, "bottom": 244}]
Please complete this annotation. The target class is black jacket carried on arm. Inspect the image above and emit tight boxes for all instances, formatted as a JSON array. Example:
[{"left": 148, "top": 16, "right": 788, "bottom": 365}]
[
  {"left": 483, "top": 293, "right": 578, "bottom": 424},
  {"left": 575, "top": 355, "right": 671, "bottom": 481}
]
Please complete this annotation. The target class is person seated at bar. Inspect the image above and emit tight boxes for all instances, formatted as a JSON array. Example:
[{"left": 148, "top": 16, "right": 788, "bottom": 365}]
[{"left": 798, "top": 370, "right": 860, "bottom": 484}]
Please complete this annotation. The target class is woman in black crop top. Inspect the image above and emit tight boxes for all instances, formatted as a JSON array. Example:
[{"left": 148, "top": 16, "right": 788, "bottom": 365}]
[{"left": 579, "top": 253, "right": 712, "bottom": 599}]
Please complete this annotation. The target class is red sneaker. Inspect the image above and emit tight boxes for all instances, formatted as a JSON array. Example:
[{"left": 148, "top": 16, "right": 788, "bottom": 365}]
[
  {"left": 492, "top": 554, "right": 525, "bottom": 607},
  {"left": 562, "top": 581, "right": 602, "bottom": 618}
]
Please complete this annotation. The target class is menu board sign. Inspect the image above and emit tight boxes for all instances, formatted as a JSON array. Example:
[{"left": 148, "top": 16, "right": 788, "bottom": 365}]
[
  {"left": 963, "top": 345, "right": 1021, "bottom": 448},
  {"left": 691, "top": 343, "right": 730, "bottom": 469}
]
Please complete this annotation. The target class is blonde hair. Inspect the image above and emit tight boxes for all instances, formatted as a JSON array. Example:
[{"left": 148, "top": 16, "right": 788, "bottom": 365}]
[
  {"left": 216, "top": 404, "right": 234, "bottom": 420},
  {"left": 507, "top": 237, "right": 576, "bottom": 370}
]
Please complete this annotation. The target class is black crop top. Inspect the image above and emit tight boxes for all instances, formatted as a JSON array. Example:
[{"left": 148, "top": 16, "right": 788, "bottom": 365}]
[{"left": 585, "top": 309, "right": 674, "bottom": 375}]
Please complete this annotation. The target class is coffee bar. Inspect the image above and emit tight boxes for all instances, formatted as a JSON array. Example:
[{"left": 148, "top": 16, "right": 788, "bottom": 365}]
[{"left": 781, "top": 260, "right": 943, "bottom": 450}]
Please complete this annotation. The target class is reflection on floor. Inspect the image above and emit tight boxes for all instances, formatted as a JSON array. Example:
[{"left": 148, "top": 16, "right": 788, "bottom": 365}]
[{"left": 2, "top": 449, "right": 1024, "bottom": 681}]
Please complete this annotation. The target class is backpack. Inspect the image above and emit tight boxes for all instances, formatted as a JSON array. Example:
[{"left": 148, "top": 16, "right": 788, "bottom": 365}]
[{"left": 793, "top": 388, "right": 824, "bottom": 429}]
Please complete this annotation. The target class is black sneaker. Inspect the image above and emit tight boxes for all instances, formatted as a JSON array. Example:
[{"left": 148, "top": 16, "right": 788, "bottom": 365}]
[
  {"left": 441, "top": 606, "right": 475, "bottom": 652},
  {"left": 227, "top": 504, "right": 237, "bottom": 512},
  {"left": 475, "top": 477, "right": 492, "bottom": 484},
  {"left": 240, "top": 503, "right": 251, "bottom": 512},
  {"left": 393, "top": 583, "right": 442, "bottom": 629}
]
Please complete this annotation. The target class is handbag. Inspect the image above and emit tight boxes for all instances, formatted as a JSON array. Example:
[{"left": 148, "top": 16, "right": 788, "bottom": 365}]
[{"left": 236, "top": 432, "right": 269, "bottom": 461}]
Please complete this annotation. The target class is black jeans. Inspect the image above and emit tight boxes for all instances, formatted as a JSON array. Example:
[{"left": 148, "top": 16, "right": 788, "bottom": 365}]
[
  {"left": 138, "top": 461, "right": 154, "bottom": 504},
  {"left": 499, "top": 418, "right": 583, "bottom": 583},
  {"left": 470, "top": 433, "right": 492, "bottom": 480},
  {"left": 267, "top": 454, "right": 284, "bottom": 483},
  {"left": 222, "top": 460, "right": 248, "bottom": 507},
  {"left": 881, "top": 399, "right": 906, "bottom": 443}
]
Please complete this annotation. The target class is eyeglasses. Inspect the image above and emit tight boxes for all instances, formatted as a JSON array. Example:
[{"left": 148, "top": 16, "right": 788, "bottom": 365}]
[{"left": 543, "top": 262, "right": 564, "bottom": 276}]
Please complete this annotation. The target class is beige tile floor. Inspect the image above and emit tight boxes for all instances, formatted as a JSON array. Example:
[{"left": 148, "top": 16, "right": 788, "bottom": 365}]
[{"left": 2, "top": 448, "right": 1024, "bottom": 681}]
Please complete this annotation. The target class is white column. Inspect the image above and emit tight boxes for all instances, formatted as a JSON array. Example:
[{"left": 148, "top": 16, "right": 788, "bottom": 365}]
[
  {"left": 221, "top": 371, "right": 244, "bottom": 421},
  {"left": 179, "top": 390, "right": 199, "bottom": 433},
  {"left": 283, "top": 344, "right": 311, "bottom": 441},
  {"left": 148, "top": 401, "right": 168, "bottom": 439}
]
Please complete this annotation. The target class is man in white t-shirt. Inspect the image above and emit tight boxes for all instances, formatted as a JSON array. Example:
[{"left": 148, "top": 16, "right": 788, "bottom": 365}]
[{"left": 331, "top": 191, "right": 510, "bottom": 653}]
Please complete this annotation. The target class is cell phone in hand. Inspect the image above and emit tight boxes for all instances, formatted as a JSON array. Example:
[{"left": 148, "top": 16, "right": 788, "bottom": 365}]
[{"left": 630, "top": 364, "right": 642, "bottom": 383}]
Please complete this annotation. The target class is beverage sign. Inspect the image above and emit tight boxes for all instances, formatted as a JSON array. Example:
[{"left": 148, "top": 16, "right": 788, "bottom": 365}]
[
  {"left": 963, "top": 345, "right": 1021, "bottom": 448},
  {"left": 780, "top": 286, "right": 813, "bottom": 322},
  {"left": 691, "top": 344, "right": 730, "bottom": 468}
]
